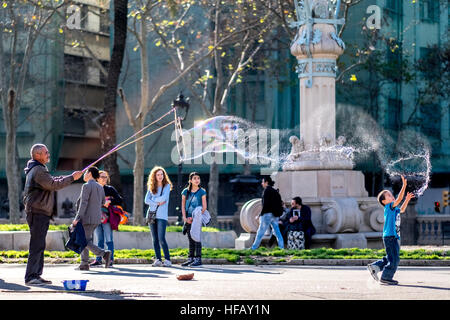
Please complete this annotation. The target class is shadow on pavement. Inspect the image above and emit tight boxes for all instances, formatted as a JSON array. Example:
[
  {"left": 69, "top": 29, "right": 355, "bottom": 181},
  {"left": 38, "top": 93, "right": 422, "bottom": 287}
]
[
  {"left": 398, "top": 284, "right": 450, "bottom": 291},
  {"left": 174, "top": 265, "right": 282, "bottom": 275},
  {"left": 85, "top": 266, "right": 171, "bottom": 278},
  {"left": 0, "top": 279, "right": 30, "bottom": 291},
  {"left": 10, "top": 282, "right": 132, "bottom": 300}
]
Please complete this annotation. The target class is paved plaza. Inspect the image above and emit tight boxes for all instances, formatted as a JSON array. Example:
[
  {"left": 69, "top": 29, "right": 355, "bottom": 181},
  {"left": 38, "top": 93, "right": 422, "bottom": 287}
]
[{"left": 0, "top": 264, "right": 449, "bottom": 300}]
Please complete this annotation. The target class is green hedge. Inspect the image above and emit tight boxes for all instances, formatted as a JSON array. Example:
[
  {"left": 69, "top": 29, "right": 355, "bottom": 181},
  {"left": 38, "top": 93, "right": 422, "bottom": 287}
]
[{"left": 1, "top": 247, "right": 449, "bottom": 263}]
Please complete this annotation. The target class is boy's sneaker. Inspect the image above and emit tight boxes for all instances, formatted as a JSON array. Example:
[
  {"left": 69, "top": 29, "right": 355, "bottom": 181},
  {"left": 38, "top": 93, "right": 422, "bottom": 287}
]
[
  {"left": 367, "top": 264, "right": 380, "bottom": 281},
  {"left": 152, "top": 259, "right": 163, "bottom": 267},
  {"left": 163, "top": 260, "right": 172, "bottom": 267},
  {"left": 190, "top": 257, "right": 202, "bottom": 267},
  {"left": 181, "top": 258, "right": 194, "bottom": 267},
  {"left": 380, "top": 278, "right": 399, "bottom": 285}
]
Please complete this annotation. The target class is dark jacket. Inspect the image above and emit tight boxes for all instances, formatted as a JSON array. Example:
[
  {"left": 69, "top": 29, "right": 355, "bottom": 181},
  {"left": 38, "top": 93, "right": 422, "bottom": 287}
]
[
  {"left": 280, "top": 205, "right": 316, "bottom": 236},
  {"left": 103, "top": 184, "right": 123, "bottom": 230},
  {"left": 104, "top": 185, "right": 123, "bottom": 206},
  {"left": 65, "top": 222, "right": 87, "bottom": 254},
  {"left": 23, "top": 159, "right": 74, "bottom": 217},
  {"left": 260, "top": 186, "right": 283, "bottom": 217}
]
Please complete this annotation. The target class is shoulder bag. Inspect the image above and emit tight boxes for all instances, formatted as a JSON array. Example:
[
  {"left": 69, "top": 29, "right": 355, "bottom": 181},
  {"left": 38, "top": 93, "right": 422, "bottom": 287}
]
[{"left": 146, "top": 186, "right": 164, "bottom": 224}]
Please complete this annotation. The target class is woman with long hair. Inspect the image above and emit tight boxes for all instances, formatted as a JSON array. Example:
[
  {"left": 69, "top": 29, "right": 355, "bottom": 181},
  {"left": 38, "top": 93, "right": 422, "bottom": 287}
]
[
  {"left": 145, "top": 166, "right": 173, "bottom": 267},
  {"left": 181, "top": 172, "right": 207, "bottom": 267}
]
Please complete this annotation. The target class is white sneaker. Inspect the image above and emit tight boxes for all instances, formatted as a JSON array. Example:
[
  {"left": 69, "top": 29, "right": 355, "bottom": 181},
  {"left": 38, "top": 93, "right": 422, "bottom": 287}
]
[
  {"left": 163, "top": 260, "right": 172, "bottom": 267},
  {"left": 367, "top": 264, "right": 380, "bottom": 282},
  {"left": 152, "top": 259, "right": 163, "bottom": 267},
  {"left": 25, "top": 278, "right": 46, "bottom": 286}
]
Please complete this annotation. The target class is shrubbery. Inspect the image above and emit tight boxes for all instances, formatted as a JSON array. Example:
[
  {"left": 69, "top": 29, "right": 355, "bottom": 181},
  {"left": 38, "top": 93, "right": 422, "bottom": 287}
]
[{"left": 1, "top": 247, "right": 448, "bottom": 264}]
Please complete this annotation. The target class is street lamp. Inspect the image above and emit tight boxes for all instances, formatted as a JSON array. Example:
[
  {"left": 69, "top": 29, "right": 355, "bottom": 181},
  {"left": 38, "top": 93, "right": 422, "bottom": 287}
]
[
  {"left": 173, "top": 93, "right": 190, "bottom": 121},
  {"left": 173, "top": 93, "right": 190, "bottom": 225}
]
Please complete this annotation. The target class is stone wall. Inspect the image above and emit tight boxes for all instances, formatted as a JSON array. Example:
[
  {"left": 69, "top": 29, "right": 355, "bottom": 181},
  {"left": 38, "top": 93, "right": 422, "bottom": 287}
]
[{"left": 0, "top": 230, "right": 237, "bottom": 251}]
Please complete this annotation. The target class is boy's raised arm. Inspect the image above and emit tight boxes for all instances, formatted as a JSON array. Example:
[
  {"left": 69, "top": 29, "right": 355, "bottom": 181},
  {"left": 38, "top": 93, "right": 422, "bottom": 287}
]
[
  {"left": 400, "top": 192, "right": 415, "bottom": 213},
  {"left": 393, "top": 175, "right": 407, "bottom": 207}
]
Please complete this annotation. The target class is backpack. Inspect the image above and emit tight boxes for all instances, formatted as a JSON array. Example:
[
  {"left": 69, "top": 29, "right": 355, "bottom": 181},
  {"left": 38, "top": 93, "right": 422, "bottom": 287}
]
[{"left": 272, "top": 188, "right": 284, "bottom": 217}]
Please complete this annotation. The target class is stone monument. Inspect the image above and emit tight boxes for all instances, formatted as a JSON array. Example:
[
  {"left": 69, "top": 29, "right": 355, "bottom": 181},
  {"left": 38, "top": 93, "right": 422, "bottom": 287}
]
[{"left": 236, "top": 0, "right": 384, "bottom": 250}]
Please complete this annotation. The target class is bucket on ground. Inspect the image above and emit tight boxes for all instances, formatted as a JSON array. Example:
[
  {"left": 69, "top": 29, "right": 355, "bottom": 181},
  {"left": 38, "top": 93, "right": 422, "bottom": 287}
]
[{"left": 62, "top": 280, "right": 89, "bottom": 291}]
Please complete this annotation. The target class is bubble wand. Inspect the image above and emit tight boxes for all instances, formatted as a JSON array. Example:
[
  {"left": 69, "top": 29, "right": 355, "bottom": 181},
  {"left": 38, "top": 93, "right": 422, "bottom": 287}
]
[{"left": 82, "top": 107, "right": 176, "bottom": 172}]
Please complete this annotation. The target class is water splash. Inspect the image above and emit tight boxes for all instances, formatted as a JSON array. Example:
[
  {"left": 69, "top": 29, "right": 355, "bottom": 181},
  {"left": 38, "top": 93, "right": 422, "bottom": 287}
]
[{"left": 175, "top": 110, "right": 432, "bottom": 196}]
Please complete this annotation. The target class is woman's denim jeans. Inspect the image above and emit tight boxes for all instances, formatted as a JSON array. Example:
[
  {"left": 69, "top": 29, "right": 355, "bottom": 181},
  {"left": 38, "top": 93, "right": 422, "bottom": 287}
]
[
  {"left": 251, "top": 213, "right": 284, "bottom": 250},
  {"left": 95, "top": 222, "right": 114, "bottom": 262},
  {"left": 371, "top": 236, "right": 400, "bottom": 280},
  {"left": 149, "top": 218, "right": 170, "bottom": 261}
]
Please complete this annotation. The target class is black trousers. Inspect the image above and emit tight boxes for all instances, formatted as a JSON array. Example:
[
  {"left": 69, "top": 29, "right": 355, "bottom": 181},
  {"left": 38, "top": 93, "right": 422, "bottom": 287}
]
[
  {"left": 185, "top": 223, "right": 202, "bottom": 258},
  {"left": 25, "top": 213, "right": 50, "bottom": 282}
]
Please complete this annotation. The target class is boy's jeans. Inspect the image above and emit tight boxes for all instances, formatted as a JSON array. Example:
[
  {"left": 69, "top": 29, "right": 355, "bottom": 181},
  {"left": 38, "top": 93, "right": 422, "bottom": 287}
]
[
  {"left": 95, "top": 223, "right": 114, "bottom": 263},
  {"left": 371, "top": 236, "right": 400, "bottom": 280},
  {"left": 251, "top": 213, "right": 284, "bottom": 250}
]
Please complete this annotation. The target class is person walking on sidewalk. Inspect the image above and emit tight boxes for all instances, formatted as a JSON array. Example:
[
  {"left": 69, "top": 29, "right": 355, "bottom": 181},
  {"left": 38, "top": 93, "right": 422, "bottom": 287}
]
[
  {"left": 145, "top": 166, "right": 173, "bottom": 267},
  {"left": 250, "top": 176, "right": 284, "bottom": 250},
  {"left": 367, "top": 175, "right": 415, "bottom": 285},
  {"left": 72, "top": 166, "right": 112, "bottom": 271},
  {"left": 91, "top": 170, "right": 123, "bottom": 267},
  {"left": 23, "top": 144, "right": 83, "bottom": 286}
]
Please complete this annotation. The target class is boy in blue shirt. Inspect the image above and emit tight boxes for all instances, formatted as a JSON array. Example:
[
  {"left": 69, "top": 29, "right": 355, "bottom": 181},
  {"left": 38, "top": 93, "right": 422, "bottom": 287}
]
[{"left": 367, "top": 175, "right": 415, "bottom": 285}]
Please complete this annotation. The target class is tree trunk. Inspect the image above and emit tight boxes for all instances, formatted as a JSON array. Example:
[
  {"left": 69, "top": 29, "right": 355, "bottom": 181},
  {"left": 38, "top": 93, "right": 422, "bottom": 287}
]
[
  {"left": 100, "top": 0, "right": 128, "bottom": 193},
  {"left": 132, "top": 135, "right": 145, "bottom": 225},
  {"left": 208, "top": 159, "right": 219, "bottom": 227},
  {"left": 4, "top": 89, "right": 21, "bottom": 223}
]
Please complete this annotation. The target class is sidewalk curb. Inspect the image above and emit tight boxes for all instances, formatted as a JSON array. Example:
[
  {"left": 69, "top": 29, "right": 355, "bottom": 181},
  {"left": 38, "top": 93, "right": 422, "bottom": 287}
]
[
  {"left": 117, "top": 258, "right": 450, "bottom": 266},
  {"left": 1, "top": 258, "right": 449, "bottom": 266}
]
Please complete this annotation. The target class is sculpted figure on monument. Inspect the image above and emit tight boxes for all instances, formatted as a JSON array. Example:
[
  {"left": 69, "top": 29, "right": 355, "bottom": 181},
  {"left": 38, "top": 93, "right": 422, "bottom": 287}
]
[
  {"left": 288, "top": 136, "right": 305, "bottom": 161},
  {"left": 312, "top": 0, "right": 329, "bottom": 19},
  {"left": 319, "top": 134, "right": 333, "bottom": 149}
]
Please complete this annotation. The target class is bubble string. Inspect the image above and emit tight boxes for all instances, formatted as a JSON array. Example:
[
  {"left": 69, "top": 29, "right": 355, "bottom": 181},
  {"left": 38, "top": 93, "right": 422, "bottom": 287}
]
[{"left": 82, "top": 107, "right": 176, "bottom": 172}]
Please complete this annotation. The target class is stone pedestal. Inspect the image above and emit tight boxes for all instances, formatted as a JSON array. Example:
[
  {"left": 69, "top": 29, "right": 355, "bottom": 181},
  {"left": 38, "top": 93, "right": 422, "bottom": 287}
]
[
  {"left": 235, "top": 233, "right": 256, "bottom": 250},
  {"left": 272, "top": 170, "right": 368, "bottom": 199}
]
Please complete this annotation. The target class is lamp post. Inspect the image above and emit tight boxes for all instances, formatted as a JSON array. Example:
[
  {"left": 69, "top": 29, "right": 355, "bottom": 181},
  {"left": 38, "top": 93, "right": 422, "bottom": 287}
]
[{"left": 173, "top": 93, "right": 190, "bottom": 225}]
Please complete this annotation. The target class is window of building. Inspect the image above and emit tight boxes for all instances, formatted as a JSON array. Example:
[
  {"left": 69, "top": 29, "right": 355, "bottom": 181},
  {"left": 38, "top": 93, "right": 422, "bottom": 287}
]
[
  {"left": 419, "top": 47, "right": 440, "bottom": 80},
  {"left": 386, "top": 98, "right": 402, "bottom": 131},
  {"left": 386, "top": 0, "right": 399, "bottom": 12},
  {"left": 17, "top": 108, "right": 31, "bottom": 133},
  {"left": 64, "top": 54, "right": 108, "bottom": 86},
  {"left": 420, "top": 0, "right": 440, "bottom": 23},
  {"left": 99, "top": 8, "right": 110, "bottom": 34},
  {"left": 420, "top": 103, "right": 441, "bottom": 150},
  {"left": 63, "top": 109, "right": 85, "bottom": 136},
  {"left": 0, "top": 107, "right": 31, "bottom": 134}
]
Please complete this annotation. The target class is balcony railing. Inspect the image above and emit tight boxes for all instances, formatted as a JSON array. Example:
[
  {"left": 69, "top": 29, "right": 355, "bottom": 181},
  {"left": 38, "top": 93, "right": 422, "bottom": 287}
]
[{"left": 416, "top": 214, "right": 450, "bottom": 245}]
